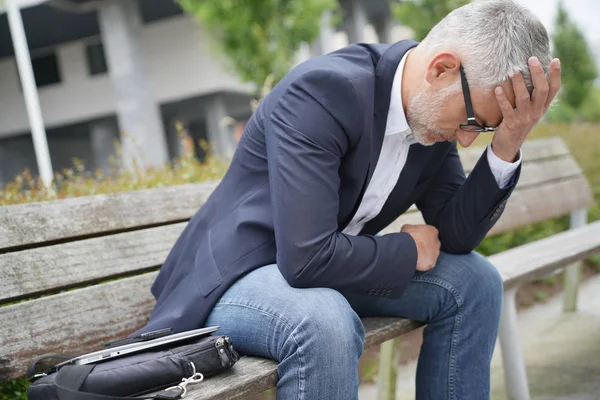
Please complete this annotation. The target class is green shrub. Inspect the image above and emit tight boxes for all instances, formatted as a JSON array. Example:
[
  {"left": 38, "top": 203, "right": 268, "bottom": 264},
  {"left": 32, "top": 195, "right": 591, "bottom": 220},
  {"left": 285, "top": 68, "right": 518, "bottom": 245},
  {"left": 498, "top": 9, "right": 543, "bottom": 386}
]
[
  {"left": 0, "top": 133, "right": 228, "bottom": 206},
  {"left": 0, "top": 378, "right": 28, "bottom": 400},
  {"left": 545, "top": 101, "right": 577, "bottom": 123},
  {"left": 581, "top": 88, "right": 600, "bottom": 123}
]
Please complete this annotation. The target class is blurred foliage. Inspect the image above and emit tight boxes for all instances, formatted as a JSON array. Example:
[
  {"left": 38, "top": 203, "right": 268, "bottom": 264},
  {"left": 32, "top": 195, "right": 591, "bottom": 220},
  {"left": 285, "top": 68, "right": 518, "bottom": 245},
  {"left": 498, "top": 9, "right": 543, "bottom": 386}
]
[
  {"left": 0, "top": 378, "right": 28, "bottom": 400},
  {"left": 392, "top": 0, "right": 469, "bottom": 41},
  {"left": 545, "top": 100, "right": 577, "bottom": 123},
  {"left": 552, "top": 2, "right": 598, "bottom": 112},
  {"left": 177, "top": 0, "right": 338, "bottom": 92},
  {"left": 546, "top": 88, "right": 600, "bottom": 123},
  {"left": 581, "top": 88, "right": 600, "bottom": 123}
]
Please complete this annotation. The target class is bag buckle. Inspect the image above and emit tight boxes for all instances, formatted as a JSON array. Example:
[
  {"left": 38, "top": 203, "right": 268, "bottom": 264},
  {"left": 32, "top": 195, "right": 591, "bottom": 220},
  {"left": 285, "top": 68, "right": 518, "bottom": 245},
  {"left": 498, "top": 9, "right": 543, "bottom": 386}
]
[{"left": 164, "top": 362, "right": 204, "bottom": 398}]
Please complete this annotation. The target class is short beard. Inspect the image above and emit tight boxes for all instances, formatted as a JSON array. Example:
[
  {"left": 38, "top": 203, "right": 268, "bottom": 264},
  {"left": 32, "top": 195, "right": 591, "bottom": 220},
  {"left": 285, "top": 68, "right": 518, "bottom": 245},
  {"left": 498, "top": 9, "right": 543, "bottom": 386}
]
[{"left": 406, "top": 82, "right": 461, "bottom": 146}]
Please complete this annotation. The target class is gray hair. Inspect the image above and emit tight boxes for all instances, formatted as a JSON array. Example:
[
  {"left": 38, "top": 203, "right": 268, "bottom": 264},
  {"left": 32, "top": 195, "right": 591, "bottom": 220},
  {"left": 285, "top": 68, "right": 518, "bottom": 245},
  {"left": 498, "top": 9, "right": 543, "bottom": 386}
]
[{"left": 419, "top": 0, "right": 551, "bottom": 93}]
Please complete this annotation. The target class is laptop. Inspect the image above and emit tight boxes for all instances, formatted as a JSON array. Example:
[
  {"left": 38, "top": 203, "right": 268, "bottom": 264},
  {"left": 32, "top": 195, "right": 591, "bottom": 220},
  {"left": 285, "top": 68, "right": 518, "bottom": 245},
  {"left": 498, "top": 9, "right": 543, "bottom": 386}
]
[{"left": 56, "top": 326, "right": 219, "bottom": 367}]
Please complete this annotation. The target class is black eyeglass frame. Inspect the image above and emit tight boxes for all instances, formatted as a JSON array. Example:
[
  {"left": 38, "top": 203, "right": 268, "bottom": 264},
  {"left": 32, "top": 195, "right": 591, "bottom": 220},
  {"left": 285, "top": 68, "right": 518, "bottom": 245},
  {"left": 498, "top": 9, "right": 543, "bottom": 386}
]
[{"left": 459, "top": 65, "right": 497, "bottom": 133}]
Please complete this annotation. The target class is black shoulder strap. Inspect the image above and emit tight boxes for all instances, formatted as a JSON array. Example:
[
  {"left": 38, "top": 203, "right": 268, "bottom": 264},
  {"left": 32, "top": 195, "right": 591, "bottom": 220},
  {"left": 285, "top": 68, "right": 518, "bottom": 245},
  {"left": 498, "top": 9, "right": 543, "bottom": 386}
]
[
  {"left": 26, "top": 354, "right": 74, "bottom": 380},
  {"left": 55, "top": 365, "right": 185, "bottom": 400}
]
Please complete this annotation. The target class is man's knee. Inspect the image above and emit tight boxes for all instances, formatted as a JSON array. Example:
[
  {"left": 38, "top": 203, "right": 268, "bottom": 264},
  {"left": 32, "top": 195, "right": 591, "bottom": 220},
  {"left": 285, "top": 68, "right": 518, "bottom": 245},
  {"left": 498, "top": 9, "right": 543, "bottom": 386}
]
[
  {"left": 451, "top": 252, "right": 503, "bottom": 314},
  {"left": 280, "top": 288, "right": 365, "bottom": 363}
]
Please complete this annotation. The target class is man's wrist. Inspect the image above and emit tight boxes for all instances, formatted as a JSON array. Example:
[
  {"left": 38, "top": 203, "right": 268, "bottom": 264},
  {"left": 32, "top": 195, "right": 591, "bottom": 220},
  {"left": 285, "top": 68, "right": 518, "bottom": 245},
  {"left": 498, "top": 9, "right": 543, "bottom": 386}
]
[{"left": 491, "top": 141, "right": 520, "bottom": 163}]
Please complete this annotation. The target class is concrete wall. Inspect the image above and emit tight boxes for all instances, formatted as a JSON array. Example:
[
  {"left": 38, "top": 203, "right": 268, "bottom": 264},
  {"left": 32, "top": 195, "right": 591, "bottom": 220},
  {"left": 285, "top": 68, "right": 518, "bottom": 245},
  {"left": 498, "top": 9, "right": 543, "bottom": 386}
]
[{"left": 0, "top": 13, "right": 253, "bottom": 138}]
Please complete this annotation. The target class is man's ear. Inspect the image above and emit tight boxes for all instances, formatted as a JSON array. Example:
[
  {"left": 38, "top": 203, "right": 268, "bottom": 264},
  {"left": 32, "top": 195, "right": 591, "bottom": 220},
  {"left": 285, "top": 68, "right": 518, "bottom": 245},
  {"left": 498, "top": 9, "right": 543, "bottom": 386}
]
[{"left": 425, "top": 53, "right": 461, "bottom": 85}]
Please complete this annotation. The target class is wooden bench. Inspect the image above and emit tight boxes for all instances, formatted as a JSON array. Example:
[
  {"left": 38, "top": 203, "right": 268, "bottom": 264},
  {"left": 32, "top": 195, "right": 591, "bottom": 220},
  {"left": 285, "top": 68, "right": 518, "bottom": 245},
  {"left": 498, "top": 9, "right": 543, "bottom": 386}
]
[{"left": 1, "top": 137, "right": 599, "bottom": 400}]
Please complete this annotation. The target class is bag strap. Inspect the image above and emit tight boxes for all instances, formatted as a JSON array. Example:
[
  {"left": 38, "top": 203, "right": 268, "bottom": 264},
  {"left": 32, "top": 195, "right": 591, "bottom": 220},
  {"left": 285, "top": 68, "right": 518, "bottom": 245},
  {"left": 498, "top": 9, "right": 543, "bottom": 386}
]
[
  {"left": 26, "top": 354, "right": 75, "bottom": 381},
  {"left": 55, "top": 364, "right": 196, "bottom": 400}
]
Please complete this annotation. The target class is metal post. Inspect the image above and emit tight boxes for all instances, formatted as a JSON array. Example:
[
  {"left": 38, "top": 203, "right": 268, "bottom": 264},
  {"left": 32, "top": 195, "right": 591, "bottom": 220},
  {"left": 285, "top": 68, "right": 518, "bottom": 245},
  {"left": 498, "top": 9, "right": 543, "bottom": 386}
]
[
  {"left": 377, "top": 337, "right": 401, "bottom": 400},
  {"left": 6, "top": 0, "right": 54, "bottom": 188},
  {"left": 499, "top": 287, "right": 531, "bottom": 400},
  {"left": 563, "top": 209, "right": 588, "bottom": 312}
]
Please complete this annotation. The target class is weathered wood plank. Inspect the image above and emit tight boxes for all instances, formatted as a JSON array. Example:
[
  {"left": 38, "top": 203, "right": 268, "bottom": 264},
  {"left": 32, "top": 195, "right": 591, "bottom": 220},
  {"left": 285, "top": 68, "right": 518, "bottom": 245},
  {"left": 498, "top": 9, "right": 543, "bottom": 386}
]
[
  {"left": 515, "top": 155, "right": 582, "bottom": 188},
  {"left": 0, "top": 181, "right": 219, "bottom": 251},
  {"left": 2, "top": 173, "right": 592, "bottom": 303},
  {"left": 0, "top": 273, "right": 157, "bottom": 382},
  {"left": 492, "top": 220, "right": 600, "bottom": 289},
  {"left": 362, "top": 318, "right": 424, "bottom": 348},
  {"left": 381, "top": 176, "right": 594, "bottom": 235},
  {"left": 0, "top": 139, "right": 570, "bottom": 251},
  {"left": 186, "top": 357, "right": 278, "bottom": 400},
  {"left": 0, "top": 224, "right": 185, "bottom": 303},
  {"left": 459, "top": 137, "right": 568, "bottom": 172}
]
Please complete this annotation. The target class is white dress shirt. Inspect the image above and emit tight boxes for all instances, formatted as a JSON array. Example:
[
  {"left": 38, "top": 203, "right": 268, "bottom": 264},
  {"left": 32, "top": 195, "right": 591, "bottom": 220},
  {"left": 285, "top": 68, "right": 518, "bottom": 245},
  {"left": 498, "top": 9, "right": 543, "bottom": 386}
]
[{"left": 342, "top": 50, "right": 521, "bottom": 236}]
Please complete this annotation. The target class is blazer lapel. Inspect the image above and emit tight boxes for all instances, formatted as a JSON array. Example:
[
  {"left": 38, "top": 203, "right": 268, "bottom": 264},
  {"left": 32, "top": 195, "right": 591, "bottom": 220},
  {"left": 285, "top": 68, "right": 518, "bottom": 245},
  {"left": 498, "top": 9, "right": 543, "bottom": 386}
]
[{"left": 367, "top": 40, "right": 419, "bottom": 186}]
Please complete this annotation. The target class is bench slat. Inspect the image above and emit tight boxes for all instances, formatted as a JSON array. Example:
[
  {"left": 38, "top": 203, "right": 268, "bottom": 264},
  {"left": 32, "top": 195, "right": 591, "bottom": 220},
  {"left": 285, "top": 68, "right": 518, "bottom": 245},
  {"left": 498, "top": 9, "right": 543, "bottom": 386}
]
[
  {"left": 1, "top": 174, "right": 592, "bottom": 304},
  {"left": 382, "top": 175, "right": 594, "bottom": 235},
  {"left": 0, "top": 139, "right": 571, "bottom": 251},
  {"left": 3, "top": 221, "right": 600, "bottom": 383},
  {"left": 186, "top": 357, "right": 279, "bottom": 400},
  {"left": 459, "top": 137, "right": 568, "bottom": 172},
  {"left": 0, "top": 224, "right": 185, "bottom": 303},
  {"left": 0, "top": 180, "right": 219, "bottom": 252},
  {"left": 0, "top": 273, "right": 157, "bottom": 382},
  {"left": 491, "top": 220, "right": 600, "bottom": 288}
]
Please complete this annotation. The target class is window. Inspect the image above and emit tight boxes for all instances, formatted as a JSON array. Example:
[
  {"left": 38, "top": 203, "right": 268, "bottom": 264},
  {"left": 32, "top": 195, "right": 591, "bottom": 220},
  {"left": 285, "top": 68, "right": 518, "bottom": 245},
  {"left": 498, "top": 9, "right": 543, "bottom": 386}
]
[
  {"left": 86, "top": 42, "right": 108, "bottom": 76},
  {"left": 31, "top": 52, "right": 61, "bottom": 87}
]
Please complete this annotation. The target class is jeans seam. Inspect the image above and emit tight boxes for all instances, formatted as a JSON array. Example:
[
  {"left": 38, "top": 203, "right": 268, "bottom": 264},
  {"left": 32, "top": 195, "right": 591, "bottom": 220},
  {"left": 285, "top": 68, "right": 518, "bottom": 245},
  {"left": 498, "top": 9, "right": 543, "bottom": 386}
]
[
  {"left": 213, "top": 301, "right": 306, "bottom": 399},
  {"left": 411, "top": 275, "right": 464, "bottom": 400}
]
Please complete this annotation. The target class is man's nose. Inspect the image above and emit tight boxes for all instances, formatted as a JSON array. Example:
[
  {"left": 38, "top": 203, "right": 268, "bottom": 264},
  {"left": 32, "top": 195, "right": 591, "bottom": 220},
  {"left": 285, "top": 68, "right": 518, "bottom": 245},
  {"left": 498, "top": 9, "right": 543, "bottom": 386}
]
[{"left": 456, "top": 130, "right": 480, "bottom": 148}]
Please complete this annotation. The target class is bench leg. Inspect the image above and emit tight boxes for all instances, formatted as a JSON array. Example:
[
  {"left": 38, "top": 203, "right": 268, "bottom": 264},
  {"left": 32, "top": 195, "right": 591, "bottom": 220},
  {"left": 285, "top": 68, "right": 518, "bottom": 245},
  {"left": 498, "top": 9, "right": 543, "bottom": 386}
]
[
  {"left": 499, "top": 287, "right": 531, "bottom": 400},
  {"left": 563, "top": 209, "right": 588, "bottom": 312},
  {"left": 376, "top": 337, "right": 401, "bottom": 400}
]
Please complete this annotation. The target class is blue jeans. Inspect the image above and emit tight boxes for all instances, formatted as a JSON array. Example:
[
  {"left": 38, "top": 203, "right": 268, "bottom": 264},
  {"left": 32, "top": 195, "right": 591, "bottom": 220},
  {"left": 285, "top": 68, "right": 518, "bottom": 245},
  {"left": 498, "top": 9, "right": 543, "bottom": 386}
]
[{"left": 205, "top": 251, "right": 503, "bottom": 399}]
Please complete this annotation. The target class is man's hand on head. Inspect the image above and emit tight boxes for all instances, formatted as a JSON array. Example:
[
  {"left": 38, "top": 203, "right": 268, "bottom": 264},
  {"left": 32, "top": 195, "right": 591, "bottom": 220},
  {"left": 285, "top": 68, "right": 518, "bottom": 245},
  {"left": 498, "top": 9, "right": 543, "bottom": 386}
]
[
  {"left": 491, "top": 57, "right": 562, "bottom": 163},
  {"left": 401, "top": 224, "right": 440, "bottom": 272}
]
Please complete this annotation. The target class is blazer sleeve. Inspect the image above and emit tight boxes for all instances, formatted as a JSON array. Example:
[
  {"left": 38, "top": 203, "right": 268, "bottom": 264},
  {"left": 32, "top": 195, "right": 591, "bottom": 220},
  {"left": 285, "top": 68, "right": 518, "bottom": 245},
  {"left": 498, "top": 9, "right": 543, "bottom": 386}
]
[
  {"left": 415, "top": 143, "right": 521, "bottom": 254},
  {"left": 265, "top": 69, "right": 418, "bottom": 297}
]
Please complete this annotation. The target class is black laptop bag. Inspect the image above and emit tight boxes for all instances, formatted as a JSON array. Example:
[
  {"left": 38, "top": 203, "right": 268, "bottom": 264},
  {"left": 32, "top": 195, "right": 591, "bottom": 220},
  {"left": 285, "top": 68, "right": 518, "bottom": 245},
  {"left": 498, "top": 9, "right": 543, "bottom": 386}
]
[{"left": 26, "top": 334, "right": 239, "bottom": 400}]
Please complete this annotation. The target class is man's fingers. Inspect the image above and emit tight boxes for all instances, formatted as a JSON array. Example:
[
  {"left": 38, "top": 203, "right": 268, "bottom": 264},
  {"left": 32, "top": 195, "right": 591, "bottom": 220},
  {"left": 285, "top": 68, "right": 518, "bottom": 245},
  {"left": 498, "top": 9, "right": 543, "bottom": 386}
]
[
  {"left": 544, "top": 58, "right": 562, "bottom": 110},
  {"left": 512, "top": 72, "right": 531, "bottom": 113},
  {"left": 529, "top": 57, "right": 550, "bottom": 117},
  {"left": 495, "top": 87, "right": 516, "bottom": 124}
]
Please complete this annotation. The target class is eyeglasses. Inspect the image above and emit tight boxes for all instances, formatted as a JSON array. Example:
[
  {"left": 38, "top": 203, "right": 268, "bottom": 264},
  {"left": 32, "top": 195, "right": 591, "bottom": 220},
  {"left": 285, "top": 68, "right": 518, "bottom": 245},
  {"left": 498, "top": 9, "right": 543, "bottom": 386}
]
[{"left": 459, "top": 65, "right": 496, "bottom": 133}]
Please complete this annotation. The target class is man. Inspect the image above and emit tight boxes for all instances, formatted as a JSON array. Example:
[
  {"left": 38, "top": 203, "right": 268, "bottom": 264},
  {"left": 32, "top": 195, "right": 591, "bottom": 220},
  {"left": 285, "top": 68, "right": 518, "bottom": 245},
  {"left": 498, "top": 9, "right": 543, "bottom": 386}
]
[{"left": 137, "top": 0, "right": 561, "bottom": 398}]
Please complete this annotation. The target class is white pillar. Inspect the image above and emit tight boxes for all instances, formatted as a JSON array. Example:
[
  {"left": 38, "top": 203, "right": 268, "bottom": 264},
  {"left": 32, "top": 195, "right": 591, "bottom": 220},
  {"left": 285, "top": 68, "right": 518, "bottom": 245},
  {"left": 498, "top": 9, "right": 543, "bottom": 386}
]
[
  {"left": 374, "top": 16, "right": 393, "bottom": 44},
  {"left": 563, "top": 209, "right": 588, "bottom": 312},
  {"left": 499, "top": 288, "right": 531, "bottom": 400},
  {"left": 205, "top": 95, "right": 235, "bottom": 159},
  {"left": 90, "top": 118, "right": 119, "bottom": 174},
  {"left": 97, "top": 0, "right": 169, "bottom": 169},
  {"left": 343, "top": 0, "right": 367, "bottom": 43},
  {"left": 6, "top": 0, "right": 54, "bottom": 188},
  {"left": 309, "top": 11, "right": 334, "bottom": 58}
]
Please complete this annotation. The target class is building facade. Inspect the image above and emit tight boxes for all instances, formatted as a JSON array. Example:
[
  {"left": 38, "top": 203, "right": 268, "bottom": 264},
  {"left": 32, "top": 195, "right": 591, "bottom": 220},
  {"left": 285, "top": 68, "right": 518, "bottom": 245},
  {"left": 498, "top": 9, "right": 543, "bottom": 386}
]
[{"left": 0, "top": 0, "right": 410, "bottom": 187}]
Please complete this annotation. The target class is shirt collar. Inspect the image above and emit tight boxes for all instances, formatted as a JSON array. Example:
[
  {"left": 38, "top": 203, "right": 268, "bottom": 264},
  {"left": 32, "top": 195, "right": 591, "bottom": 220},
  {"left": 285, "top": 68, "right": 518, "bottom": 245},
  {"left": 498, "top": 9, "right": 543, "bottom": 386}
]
[{"left": 384, "top": 49, "right": 412, "bottom": 137}]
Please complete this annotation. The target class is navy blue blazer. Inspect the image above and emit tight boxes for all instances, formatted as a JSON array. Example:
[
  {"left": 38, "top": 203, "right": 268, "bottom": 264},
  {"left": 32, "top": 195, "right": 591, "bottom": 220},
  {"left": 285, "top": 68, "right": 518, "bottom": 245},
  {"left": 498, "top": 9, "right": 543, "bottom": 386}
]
[{"left": 135, "top": 40, "right": 519, "bottom": 335}]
